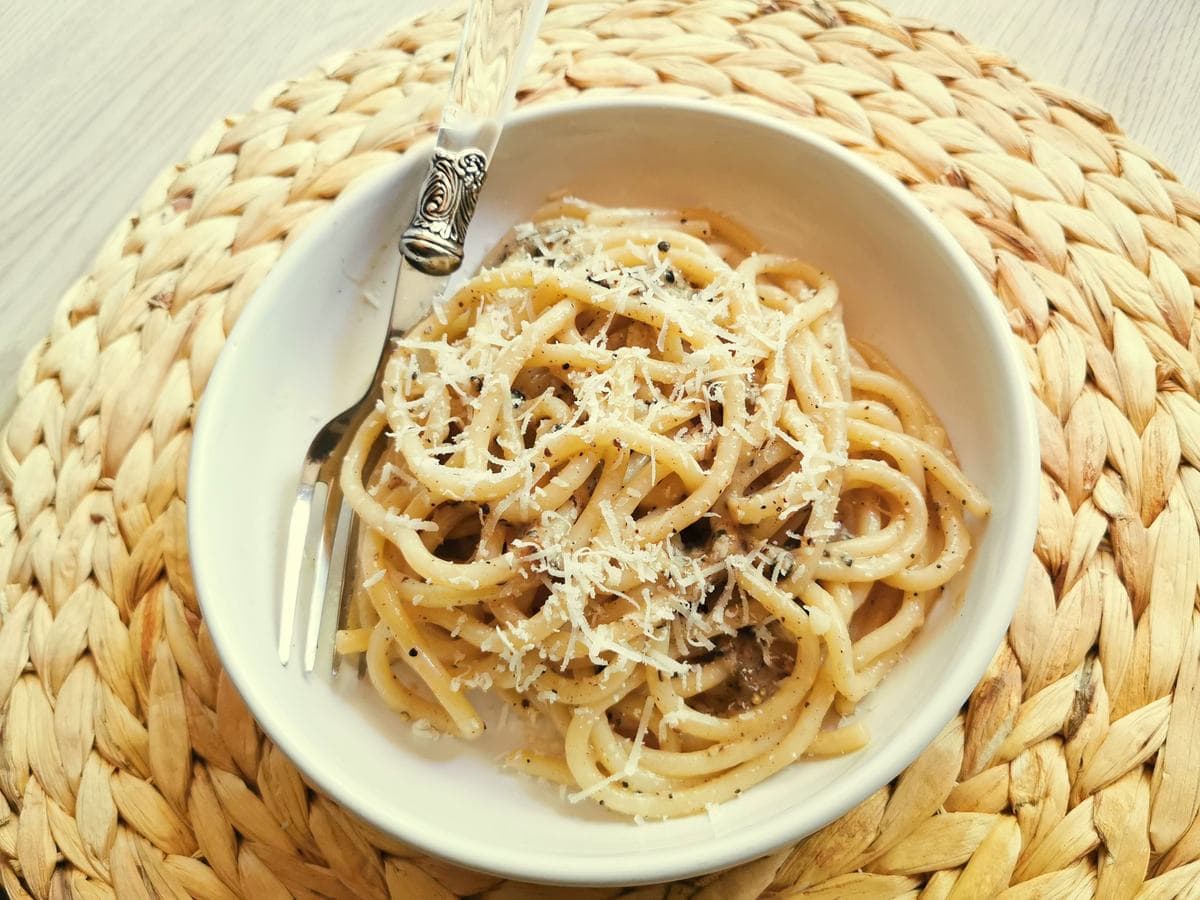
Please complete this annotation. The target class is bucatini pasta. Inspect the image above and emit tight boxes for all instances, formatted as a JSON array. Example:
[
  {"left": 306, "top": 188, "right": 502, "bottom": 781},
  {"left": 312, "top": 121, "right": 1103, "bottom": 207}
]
[{"left": 334, "top": 198, "right": 988, "bottom": 819}]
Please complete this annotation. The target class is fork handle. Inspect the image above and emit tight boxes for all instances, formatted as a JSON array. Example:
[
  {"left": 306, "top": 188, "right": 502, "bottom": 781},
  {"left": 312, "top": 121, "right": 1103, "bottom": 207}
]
[{"left": 400, "top": 0, "right": 547, "bottom": 275}]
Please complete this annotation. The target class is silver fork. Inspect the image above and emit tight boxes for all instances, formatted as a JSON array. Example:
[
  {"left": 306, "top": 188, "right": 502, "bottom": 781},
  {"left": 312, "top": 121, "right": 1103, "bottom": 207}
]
[{"left": 278, "top": 0, "right": 547, "bottom": 672}]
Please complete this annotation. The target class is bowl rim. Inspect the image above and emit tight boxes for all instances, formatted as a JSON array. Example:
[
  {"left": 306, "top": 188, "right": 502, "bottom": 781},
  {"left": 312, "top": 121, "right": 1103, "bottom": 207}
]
[{"left": 188, "top": 94, "right": 1041, "bottom": 886}]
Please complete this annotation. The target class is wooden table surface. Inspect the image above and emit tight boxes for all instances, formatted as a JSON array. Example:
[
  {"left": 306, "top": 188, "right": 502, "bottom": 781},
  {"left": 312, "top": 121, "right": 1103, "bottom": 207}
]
[{"left": 2, "top": 1, "right": 1198, "bottom": 420}]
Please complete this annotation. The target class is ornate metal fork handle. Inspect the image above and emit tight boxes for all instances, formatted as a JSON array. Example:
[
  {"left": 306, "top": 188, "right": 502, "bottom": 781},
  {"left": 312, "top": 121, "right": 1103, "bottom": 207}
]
[
  {"left": 279, "top": 0, "right": 547, "bottom": 670},
  {"left": 402, "top": 148, "right": 489, "bottom": 276}
]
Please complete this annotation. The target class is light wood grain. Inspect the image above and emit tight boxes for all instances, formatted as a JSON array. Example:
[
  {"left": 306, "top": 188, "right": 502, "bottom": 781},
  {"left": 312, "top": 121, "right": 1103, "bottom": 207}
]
[
  {"left": 1, "top": 0, "right": 1197, "bottom": 421},
  {"left": 895, "top": 0, "right": 1200, "bottom": 181}
]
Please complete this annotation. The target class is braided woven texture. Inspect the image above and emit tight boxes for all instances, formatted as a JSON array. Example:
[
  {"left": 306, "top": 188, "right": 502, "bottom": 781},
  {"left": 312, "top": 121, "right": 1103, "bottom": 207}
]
[{"left": 4, "top": 0, "right": 1200, "bottom": 896}]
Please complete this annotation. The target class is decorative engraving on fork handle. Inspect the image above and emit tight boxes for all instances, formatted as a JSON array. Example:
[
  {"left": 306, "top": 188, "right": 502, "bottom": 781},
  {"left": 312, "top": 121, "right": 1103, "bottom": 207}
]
[{"left": 400, "top": 146, "right": 489, "bottom": 276}]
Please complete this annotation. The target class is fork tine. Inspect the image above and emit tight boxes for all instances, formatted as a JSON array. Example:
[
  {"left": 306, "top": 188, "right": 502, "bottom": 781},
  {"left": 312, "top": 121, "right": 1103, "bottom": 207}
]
[
  {"left": 279, "top": 461, "right": 323, "bottom": 665},
  {"left": 306, "top": 491, "right": 355, "bottom": 672},
  {"left": 302, "top": 480, "right": 338, "bottom": 672},
  {"left": 322, "top": 502, "right": 355, "bottom": 673},
  {"left": 277, "top": 488, "right": 310, "bottom": 665},
  {"left": 331, "top": 515, "right": 362, "bottom": 676}
]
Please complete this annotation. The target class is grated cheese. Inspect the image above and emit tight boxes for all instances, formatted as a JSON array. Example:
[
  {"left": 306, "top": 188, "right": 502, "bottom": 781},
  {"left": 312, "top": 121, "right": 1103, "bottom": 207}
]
[
  {"left": 378, "top": 206, "right": 854, "bottom": 708},
  {"left": 383, "top": 512, "right": 438, "bottom": 534},
  {"left": 567, "top": 769, "right": 625, "bottom": 804},
  {"left": 410, "top": 719, "right": 438, "bottom": 741},
  {"left": 624, "top": 696, "right": 656, "bottom": 777}
]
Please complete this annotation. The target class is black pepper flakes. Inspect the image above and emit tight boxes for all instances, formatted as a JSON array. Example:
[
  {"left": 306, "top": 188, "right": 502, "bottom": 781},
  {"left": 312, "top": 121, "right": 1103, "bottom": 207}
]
[
  {"left": 664, "top": 270, "right": 676, "bottom": 284},
  {"left": 510, "top": 388, "right": 526, "bottom": 407},
  {"left": 407, "top": 648, "right": 418, "bottom": 657},
  {"left": 657, "top": 240, "right": 670, "bottom": 252}
]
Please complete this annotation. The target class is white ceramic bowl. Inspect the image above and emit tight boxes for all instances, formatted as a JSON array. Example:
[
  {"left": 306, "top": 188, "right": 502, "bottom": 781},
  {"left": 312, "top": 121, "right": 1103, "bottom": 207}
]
[{"left": 189, "top": 98, "right": 1039, "bottom": 886}]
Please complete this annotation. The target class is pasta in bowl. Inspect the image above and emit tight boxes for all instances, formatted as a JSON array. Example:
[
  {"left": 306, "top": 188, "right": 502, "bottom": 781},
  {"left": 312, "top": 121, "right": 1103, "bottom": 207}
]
[
  {"left": 339, "top": 199, "right": 988, "bottom": 819},
  {"left": 189, "top": 98, "right": 1038, "bottom": 884}
]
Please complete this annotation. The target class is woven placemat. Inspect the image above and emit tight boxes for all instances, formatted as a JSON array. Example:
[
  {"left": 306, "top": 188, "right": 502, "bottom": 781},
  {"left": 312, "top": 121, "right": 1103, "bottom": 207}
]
[{"left": 4, "top": 0, "right": 1200, "bottom": 897}]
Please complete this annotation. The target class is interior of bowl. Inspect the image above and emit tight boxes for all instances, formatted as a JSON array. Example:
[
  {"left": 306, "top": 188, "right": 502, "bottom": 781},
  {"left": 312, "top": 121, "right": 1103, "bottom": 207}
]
[{"left": 189, "top": 98, "right": 1039, "bottom": 886}]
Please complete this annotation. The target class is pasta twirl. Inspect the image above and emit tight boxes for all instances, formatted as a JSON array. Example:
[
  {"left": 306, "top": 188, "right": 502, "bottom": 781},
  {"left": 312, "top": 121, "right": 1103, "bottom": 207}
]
[{"left": 335, "top": 199, "right": 989, "bottom": 818}]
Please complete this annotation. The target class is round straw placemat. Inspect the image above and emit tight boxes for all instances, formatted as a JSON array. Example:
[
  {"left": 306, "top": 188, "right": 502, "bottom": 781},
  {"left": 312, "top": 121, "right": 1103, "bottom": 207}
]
[{"left": 3, "top": 0, "right": 1200, "bottom": 897}]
